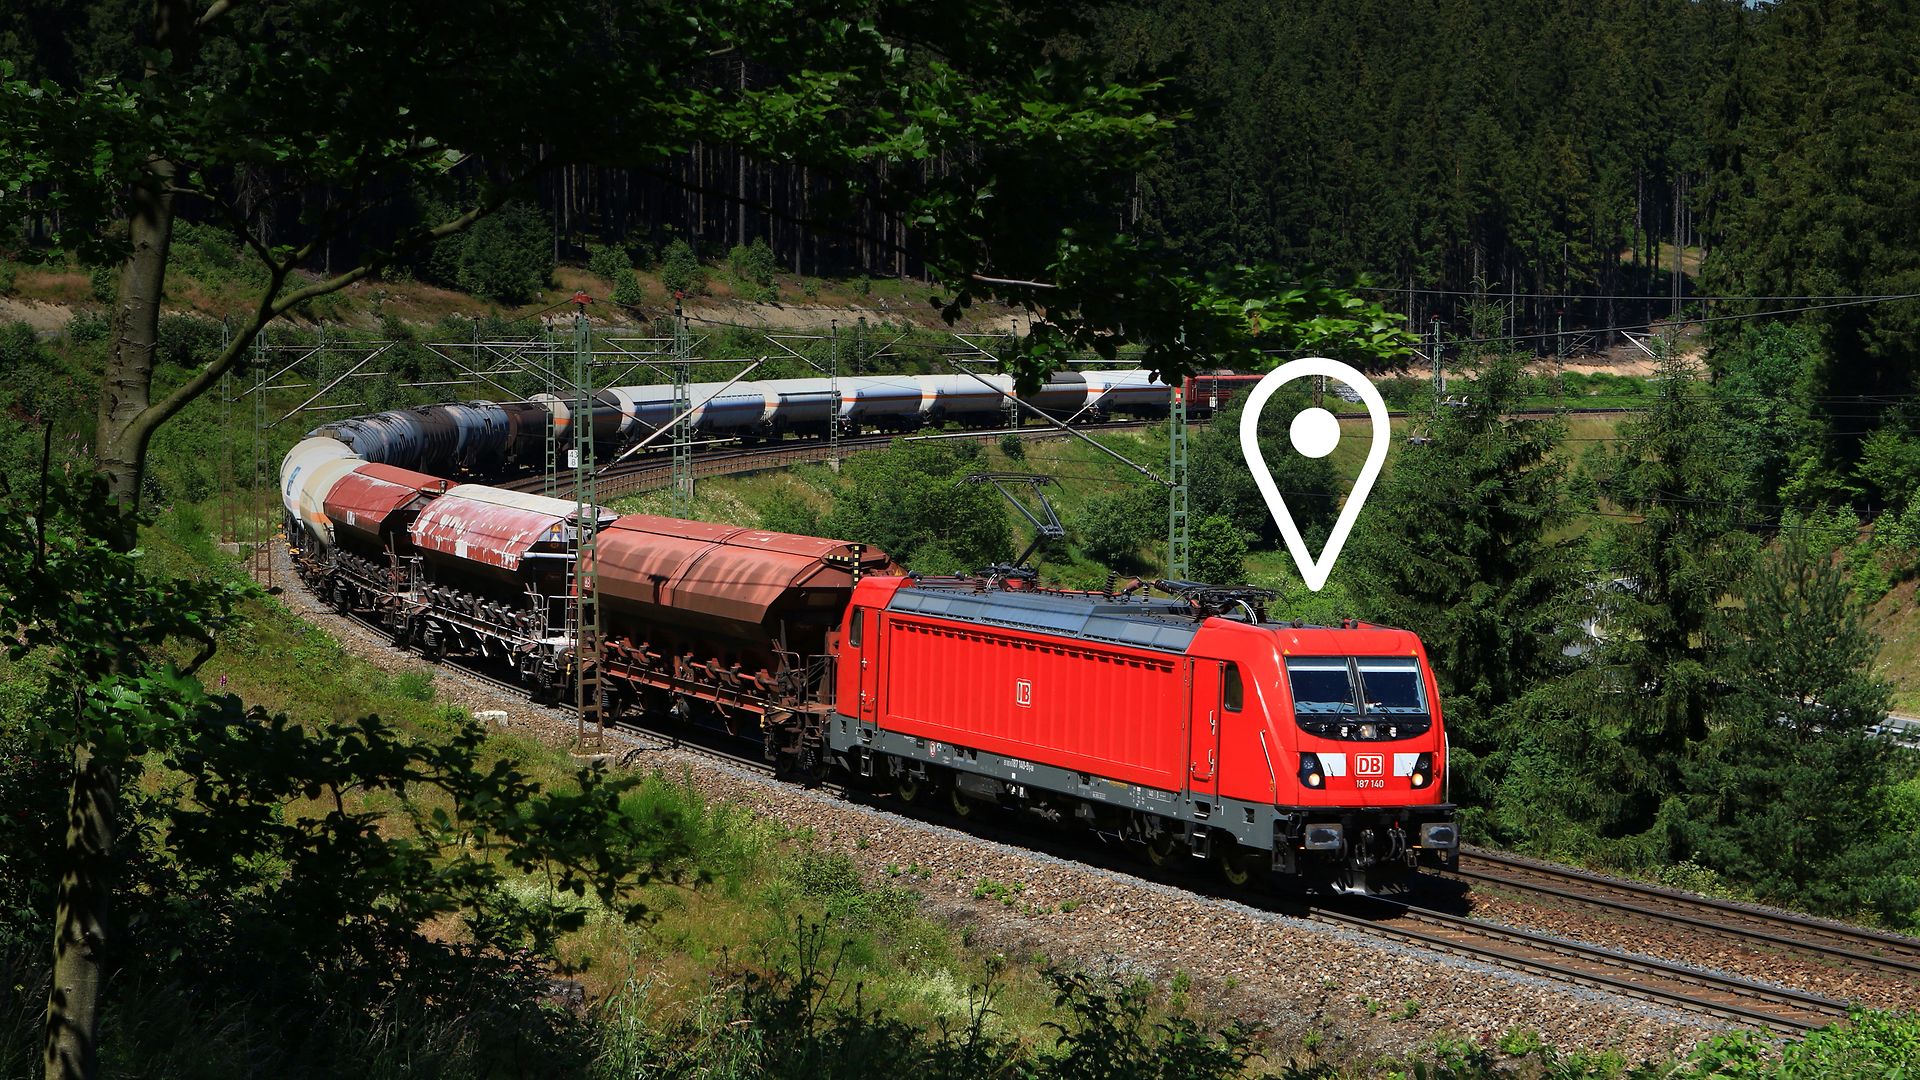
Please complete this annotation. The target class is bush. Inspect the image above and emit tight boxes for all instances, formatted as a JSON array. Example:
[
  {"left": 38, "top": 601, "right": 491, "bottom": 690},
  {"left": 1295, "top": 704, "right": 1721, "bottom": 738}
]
[
  {"left": 88, "top": 263, "right": 116, "bottom": 302},
  {"left": 759, "top": 486, "right": 821, "bottom": 535},
  {"left": 611, "top": 270, "right": 646, "bottom": 309},
  {"left": 167, "top": 220, "right": 270, "bottom": 291},
  {"left": 728, "top": 237, "right": 779, "bottom": 302},
  {"left": 998, "top": 433, "right": 1026, "bottom": 461},
  {"left": 0, "top": 264, "right": 14, "bottom": 296},
  {"left": 1077, "top": 487, "right": 1161, "bottom": 566},
  {"left": 1189, "top": 516, "right": 1249, "bottom": 585},
  {"left": 586, "top": 243, "right": 629, "bottom": 284},
  {"left": 157, "top": 314, "right": 227, "bottom": 370},
  {"left": 419, "top": 200, "right": 553, "bottom": 305},
  {"left": 659, "top": 238, "right": 705, "bottom": 297},
  {"left": 820, "top": 440, "right": 1011, "bottom": 571},
  {"left": 589, "top": 242, "right": 648, "bottom": 307},
  {"left": 66, "top": 310, "right": 110, "bottom": 345}
]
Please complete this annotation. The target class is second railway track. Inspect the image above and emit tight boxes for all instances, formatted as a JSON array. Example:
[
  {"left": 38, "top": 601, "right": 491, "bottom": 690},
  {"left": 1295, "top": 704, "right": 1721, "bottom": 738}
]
[{"left": 1449, "top": 847, "right": 1920, "bottom": 981}]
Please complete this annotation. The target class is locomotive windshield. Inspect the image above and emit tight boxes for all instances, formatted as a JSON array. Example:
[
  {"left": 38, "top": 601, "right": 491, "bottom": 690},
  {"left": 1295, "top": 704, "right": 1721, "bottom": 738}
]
[
  {"left": 1287, "top": 656, "right": 1432, "bottom": 738},
  {"left": 1285, "top": 659, "right": 1359, "bottom": 714},
  {"left": 1357, "top": 657, "right": 1426, "bottom": 714}
]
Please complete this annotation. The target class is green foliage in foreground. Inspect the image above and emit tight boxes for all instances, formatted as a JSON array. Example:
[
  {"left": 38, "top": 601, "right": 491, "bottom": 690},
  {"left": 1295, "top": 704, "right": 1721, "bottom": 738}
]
[{"left": 598, "top": 922, "right": 1261, "bottom": 1080}]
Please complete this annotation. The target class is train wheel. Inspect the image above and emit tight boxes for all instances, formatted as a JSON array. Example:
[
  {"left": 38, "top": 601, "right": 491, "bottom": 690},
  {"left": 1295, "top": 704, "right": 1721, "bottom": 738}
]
[
  {"left": 949, "top": 781, "right": 976, "bottom": 819},
  {"left": 1142, "top": 831, "right": 1179, "bottom": 869},
  {"left": 895, "top": 769, "right": 929, "bottom": 805},
  {"left": 1214, "top": 840, "right": 1261, "bottom": 888}
]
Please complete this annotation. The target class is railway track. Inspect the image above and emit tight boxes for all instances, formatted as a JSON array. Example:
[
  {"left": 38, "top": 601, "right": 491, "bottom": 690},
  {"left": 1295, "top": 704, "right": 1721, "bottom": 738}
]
[
  {"left": 1306, "top": 898, "right": 1846, "bottom": 1035},
  {"left": 1449, "top": 846, "right": 1920, "bottom": 981},
  {"left": 506, "top": 405, "right": 1639, "bottom": 501}
]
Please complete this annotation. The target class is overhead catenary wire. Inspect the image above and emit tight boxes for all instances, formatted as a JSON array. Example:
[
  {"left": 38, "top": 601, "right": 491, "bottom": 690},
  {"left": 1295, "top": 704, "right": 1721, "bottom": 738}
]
[{"left": 1367, "top": 285, "right": 1920, "bottom": 304}]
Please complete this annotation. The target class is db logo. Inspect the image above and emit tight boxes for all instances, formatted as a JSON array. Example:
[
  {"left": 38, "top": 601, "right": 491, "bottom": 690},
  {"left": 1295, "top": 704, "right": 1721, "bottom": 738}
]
[
  {"left": 1014, "top": 679, "right": 1033, "bottom": 707},
  {"left": 1357, "top": 755, "right": 1385, "bottom": 776}
]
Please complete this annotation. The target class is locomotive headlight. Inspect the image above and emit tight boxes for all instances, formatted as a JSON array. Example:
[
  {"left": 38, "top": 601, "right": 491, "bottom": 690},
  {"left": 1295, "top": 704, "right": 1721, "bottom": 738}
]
[
  {"left": 1409, "top": 752, "right": 1435, "bottom": 789},
  {"left": 1298, "top": 752, "right": 1325, "bottom": 789}
]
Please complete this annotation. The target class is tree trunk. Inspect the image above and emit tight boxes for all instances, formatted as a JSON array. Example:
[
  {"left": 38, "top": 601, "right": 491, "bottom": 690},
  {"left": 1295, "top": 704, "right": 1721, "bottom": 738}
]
[
  {"left": 43, "top": 747, "right": 118, "bottom": 1080},
  {"left": 95, "top": 161, "right": 177, "bottom": 508}
]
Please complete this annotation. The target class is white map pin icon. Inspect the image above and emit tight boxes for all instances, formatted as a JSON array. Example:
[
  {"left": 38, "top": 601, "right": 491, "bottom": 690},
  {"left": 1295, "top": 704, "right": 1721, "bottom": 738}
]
[{"left": 1238, "top": 357, "right": 1388, "bottom": 592}]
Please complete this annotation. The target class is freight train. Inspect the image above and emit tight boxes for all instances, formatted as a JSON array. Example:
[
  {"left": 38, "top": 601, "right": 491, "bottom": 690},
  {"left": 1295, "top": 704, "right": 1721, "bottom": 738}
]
[
  {"left": 281, "top": 379, "right": 1455, "bottom": 893},
  {"left": 303, "top": 369, "right": 1190, "bottom": 477}
]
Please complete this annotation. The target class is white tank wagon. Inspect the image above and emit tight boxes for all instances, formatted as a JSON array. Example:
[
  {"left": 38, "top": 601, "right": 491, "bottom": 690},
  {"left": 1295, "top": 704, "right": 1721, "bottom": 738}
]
[
  {"left": 280, "top": 436, "right": 364, "bottom": 548},
  {"left": 755, "top": 379, "right": 838, "bottom": 437},
  {"left": 1081, "top": 369, "right": 1173, "bottom": 419},
  {"left": 918, "top": 373, "right": 1016, "bottom": 427}
]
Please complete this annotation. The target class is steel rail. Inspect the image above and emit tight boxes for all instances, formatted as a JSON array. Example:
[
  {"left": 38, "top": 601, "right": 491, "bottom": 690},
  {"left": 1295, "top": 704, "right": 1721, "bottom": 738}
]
[
  {"left": 1304, "top": 901, "right": 1845, "bottom": 1035},
  {"left": 1454, "top": 848, "right": 1920, "bottom": 976}
]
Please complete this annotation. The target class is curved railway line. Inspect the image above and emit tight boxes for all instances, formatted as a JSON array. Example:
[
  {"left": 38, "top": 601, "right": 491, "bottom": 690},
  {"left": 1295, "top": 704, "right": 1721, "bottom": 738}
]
[
  {"left": 509, "top": 405, "right": 1642, "bottom": 501},
  {"left": 288, "top": 398, "right": 1872, "bottom": 1040}
]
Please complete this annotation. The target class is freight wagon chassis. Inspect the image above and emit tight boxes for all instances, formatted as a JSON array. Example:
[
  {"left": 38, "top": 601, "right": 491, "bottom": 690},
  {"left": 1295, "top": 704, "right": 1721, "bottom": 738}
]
[{"left": 598, "top": 650, "right": 836, "bottom": 782}]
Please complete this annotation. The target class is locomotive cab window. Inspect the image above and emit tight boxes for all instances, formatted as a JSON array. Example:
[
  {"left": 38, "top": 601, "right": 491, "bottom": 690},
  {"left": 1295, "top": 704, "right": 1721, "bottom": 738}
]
[
  {"left": 1357, "top": 657, "right": 1426, "bottom": 714},
  {"left": 848, "top": 609, "right": 864, "bottom": 648},
  {"left": 1223, "top": 663, "right": 1244, "bottom": 712},
  {"left": 1286, "top": 658, "right": 1358, "bottom": 714}
]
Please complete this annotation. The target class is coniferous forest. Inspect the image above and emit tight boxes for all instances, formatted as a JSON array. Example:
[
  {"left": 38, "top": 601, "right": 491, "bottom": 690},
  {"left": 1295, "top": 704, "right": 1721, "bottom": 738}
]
[{"left": 4, "top": 0, "right": 1920, "bottom": 1077}]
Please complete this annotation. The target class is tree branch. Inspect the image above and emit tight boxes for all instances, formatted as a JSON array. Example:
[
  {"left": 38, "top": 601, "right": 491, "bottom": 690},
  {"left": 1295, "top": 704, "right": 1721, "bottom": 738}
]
[
  {"left": 132, "top": 167, "right": 546, "bottom": 442},
  {"left": 970, "top": 273, "right": 1056, "bottom": 290},
  {"left": 196, "top": 0, "right": 240, "bottom": 29}
]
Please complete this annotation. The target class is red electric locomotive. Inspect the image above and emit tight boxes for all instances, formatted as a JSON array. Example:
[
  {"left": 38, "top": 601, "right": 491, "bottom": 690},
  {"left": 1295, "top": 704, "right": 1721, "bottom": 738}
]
[{"left": 829, "top": 576, "right": 1456, "bottom": 891}]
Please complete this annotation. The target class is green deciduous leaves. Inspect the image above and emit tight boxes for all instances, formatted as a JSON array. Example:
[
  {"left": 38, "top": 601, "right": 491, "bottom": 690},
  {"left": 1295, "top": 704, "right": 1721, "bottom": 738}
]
[
  {"left": 1075, "top": 485, "right": 1162, "bottom": 568},
  {"left": 163, "top": 708, "right": 694, "bottom": 994},
  {"left": 0, "top": 456, "right": 243, "bottom": 760},
  {"left": 818, "top": 440, "right": 1011, "bottom": 574}
]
